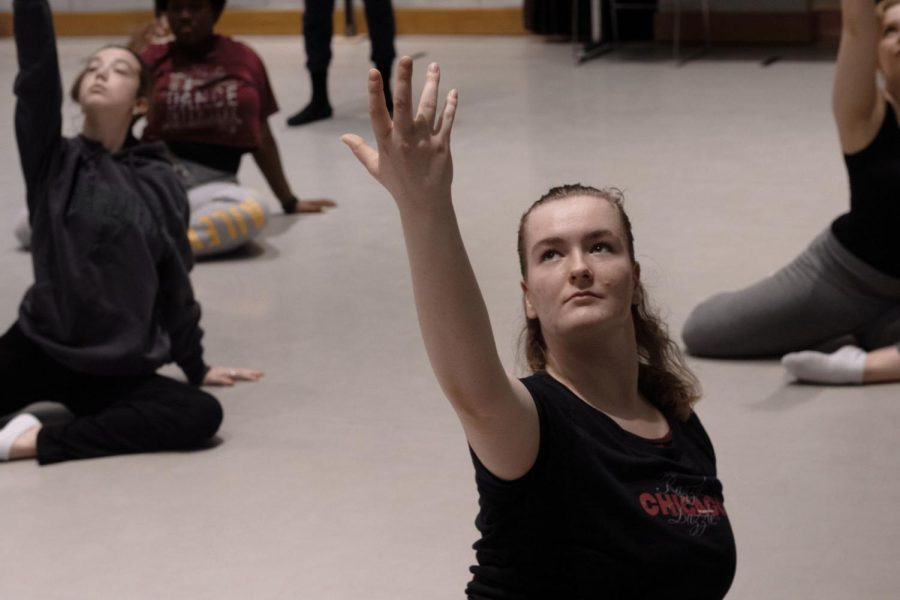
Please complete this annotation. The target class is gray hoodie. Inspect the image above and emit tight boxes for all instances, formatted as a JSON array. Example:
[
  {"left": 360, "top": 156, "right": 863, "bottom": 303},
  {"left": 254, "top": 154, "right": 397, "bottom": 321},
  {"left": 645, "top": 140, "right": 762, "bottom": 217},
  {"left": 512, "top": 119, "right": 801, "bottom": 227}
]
[{"left": 13, "top": 0, "right": 208, "bottom": 385}]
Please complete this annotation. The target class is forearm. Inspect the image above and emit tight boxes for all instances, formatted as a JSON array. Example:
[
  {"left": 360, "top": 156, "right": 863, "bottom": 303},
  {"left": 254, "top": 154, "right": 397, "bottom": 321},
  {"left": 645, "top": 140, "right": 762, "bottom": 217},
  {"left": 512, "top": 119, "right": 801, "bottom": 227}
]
[
  {"left": 168, "top": 302, "right": 209, "bottom": 385},
  {"left": 251, "top": 122, "right": 294, "bottom": 208},
  {"left": 833, "top": 0, "right": 880, "bottom": 127},
  {"left": 397, "top": 199, "right": 509, "bottom": 414},
  {"left": 841, "top": 0, "right": 879, "bottom": 35}
]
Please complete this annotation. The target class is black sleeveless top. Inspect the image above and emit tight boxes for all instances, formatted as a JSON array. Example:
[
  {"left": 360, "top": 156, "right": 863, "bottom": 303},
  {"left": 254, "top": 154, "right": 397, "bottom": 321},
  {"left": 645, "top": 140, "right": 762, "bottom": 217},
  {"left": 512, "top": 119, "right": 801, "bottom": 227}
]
[
  {"left": 832, "top": 101, "right": 900, "bottom": 278},
  {"left": 466, "top": 373, "right": 736, "bottom": 599}
]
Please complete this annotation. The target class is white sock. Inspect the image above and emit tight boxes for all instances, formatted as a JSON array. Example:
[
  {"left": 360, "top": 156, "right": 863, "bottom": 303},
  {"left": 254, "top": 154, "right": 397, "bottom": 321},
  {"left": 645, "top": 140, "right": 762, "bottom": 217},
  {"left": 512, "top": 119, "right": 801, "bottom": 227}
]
[
  {"left": 0, "top": 413, "right": 41, "bottom": 461},
  {"left": 781, "top": 345, "right": 867, "bottom": 385}
]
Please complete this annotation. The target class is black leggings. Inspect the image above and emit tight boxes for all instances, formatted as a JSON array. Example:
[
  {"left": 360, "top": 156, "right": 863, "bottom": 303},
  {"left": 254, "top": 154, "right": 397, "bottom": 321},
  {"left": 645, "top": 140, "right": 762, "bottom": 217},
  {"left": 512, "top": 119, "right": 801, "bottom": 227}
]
[
  {"left": 304, "top": 0, "right": 396, "bottom": 73},
  {"left": 0, "top": 323, "right": 222, "bottom": 465}
]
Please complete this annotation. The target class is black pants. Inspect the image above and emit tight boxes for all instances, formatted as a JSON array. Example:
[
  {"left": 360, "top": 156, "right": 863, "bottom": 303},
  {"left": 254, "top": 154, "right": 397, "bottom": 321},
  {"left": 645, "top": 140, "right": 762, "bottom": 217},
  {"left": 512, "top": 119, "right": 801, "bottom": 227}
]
[
  {"left": 0, "top": 323, "right": 222, "bottom": 465},
  {"left": 304, "top": 0, "right": 396, "bottom": 73}
]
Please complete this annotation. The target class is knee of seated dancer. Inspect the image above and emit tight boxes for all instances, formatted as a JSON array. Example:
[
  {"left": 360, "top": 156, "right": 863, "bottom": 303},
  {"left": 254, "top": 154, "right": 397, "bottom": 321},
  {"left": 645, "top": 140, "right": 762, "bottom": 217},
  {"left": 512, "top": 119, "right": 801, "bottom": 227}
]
[
  {"left": 681, "top": 291, "right": 787, "bottom": 357},
  {"left": 194, "top": 392, "right": 223, "bottom": 438},
  {"left": 174, "top": 392, "right": 223, "bottom": 445},
  {"left": 681, "top": 302, "right": 734, "bottom": 357}
]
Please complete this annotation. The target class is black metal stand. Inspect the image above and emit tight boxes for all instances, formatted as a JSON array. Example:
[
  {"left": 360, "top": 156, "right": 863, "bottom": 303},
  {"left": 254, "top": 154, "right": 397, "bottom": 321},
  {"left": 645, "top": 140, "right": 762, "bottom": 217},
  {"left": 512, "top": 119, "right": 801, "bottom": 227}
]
[
  {"left": 572, "top": 0, "right": 713, "bottom": 66},
  {"left": 344, "top": 0, "right": 356, "bottom": 36},
  {"left": 573, "top": 0, "right": 615, "bottom": 65}
]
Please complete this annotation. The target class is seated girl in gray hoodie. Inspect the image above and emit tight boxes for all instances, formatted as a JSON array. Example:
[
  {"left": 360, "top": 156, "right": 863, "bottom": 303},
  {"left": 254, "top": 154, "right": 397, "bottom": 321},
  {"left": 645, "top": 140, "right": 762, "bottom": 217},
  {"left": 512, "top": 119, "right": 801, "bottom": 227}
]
[{"left": 0, "top": 0, "right": 261, "bottom": 464}]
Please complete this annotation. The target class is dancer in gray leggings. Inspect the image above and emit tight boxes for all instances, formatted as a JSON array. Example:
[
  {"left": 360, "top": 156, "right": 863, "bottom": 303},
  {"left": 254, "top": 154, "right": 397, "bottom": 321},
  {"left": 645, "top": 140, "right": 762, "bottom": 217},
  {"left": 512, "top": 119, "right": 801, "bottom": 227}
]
[{"left": 683, "top": 0, "right": 900, "bottom": 385}]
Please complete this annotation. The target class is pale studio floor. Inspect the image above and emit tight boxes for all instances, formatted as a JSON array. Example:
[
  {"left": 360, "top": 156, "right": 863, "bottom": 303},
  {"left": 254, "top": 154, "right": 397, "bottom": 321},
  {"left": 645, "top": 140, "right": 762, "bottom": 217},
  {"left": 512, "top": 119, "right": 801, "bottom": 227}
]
[{"left": 0, "top": 33, "right": 898, "bottom": 600}]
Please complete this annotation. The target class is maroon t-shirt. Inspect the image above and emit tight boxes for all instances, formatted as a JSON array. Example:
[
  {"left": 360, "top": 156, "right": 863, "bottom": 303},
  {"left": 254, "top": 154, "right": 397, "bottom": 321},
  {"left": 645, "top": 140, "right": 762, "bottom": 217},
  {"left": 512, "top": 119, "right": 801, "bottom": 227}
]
[{"left": 142, "top": 36, "right": 278, "bottom": 151}]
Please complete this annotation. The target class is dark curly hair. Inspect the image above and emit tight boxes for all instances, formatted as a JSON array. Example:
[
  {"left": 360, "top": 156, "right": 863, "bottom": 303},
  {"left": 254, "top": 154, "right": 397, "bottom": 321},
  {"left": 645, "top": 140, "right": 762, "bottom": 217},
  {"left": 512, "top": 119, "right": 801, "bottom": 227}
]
[{"left": 516, "top": 184, "right": 700, "bottom": 421}]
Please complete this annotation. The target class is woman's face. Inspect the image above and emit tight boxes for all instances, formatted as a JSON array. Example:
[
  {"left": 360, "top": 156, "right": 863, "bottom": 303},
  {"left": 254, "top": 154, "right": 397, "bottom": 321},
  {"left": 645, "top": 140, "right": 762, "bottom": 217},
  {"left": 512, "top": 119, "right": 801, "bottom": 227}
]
[
  {"left": 879, "top": 5, "right": 900, "bottom": 83},
  {"left": 77, "top": 47, "right": 146, "bottom": 117},
  {"left": 167, "top": 0, "right": 219, "bottom": 47},
  {"left": 520, "top": 195, "right": 639, "bottom": 345}
]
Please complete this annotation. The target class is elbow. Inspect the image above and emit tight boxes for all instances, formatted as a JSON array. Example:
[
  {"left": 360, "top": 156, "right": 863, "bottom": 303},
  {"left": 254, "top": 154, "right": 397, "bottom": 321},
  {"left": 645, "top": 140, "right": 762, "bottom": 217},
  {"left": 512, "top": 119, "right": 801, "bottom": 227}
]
[
  {"left": 441, "top": 381, "right": 479, "bottom": 416},
  {"left": 439, "top": 378, "right": 504, "bottom": 422}
]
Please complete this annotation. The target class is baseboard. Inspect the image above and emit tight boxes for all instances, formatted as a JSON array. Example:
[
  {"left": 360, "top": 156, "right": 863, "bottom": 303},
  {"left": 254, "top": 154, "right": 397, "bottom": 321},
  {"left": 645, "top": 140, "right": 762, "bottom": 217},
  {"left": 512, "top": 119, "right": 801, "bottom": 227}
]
[
  {"left": 654, "top": 12, "right": 816, "bottom": 44},
  {"left": 0, "top": 8, "right": 526, "bottom": 38}
]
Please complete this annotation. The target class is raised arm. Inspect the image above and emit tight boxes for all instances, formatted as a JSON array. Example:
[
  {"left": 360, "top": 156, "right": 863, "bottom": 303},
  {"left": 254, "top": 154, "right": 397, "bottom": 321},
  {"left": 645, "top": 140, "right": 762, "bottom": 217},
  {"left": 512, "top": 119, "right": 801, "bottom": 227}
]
[
  {"left": 833, "top": 0, "right": 885, "bottom": 153},
  {"left": 341, "top": 58, "right": 539, "bottom": 481},
  {"left": 12, "top": 0, "right": 64, "bottom": 208}
]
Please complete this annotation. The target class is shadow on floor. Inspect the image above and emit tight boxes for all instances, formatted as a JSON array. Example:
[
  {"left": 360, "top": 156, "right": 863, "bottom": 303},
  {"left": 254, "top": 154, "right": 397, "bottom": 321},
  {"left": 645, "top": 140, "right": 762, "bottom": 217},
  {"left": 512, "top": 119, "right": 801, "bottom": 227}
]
[{"left": 749, "top": 383, "right": 824, "bottom": 412}]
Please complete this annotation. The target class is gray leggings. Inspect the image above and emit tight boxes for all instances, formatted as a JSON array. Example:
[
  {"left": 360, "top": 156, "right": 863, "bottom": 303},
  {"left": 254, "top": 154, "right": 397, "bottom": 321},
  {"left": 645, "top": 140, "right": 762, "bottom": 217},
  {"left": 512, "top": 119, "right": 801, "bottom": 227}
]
[{"left": 682, "top": 229, "right": 900, "bottom": 358}]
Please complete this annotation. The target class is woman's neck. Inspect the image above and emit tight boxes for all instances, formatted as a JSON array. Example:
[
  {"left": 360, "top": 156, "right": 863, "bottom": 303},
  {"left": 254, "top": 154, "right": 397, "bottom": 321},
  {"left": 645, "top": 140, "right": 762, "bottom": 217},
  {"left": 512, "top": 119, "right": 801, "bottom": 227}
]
[
  {"left": 545, "top": 325, "right": 642, "bottom": 416},
  {"left": 81, "top": 112, "right": 131, "bottom": 153},
  {"left": 545, "top": 334, "right": 669, "bottom": 438}
]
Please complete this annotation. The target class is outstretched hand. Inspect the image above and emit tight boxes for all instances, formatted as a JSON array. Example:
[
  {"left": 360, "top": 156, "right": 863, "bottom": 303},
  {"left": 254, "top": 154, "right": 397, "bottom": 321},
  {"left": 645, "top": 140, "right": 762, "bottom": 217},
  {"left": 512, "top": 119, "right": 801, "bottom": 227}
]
[
  {"left": 341, "top": 56, "right": 458, "bottom": 211},
  {"left": 203, "top": 366, "right": 264, "bottom": 387}
]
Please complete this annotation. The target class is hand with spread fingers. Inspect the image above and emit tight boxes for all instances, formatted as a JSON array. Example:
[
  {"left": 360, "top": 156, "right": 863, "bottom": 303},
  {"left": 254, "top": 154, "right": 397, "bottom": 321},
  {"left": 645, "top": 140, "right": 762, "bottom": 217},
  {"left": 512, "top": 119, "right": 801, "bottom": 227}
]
[
  {"left": 341, "top": 56, "right": 458, "bottom": 212},
  {"left": 203, "top": 366, "right": 264, "bottom": 387}
]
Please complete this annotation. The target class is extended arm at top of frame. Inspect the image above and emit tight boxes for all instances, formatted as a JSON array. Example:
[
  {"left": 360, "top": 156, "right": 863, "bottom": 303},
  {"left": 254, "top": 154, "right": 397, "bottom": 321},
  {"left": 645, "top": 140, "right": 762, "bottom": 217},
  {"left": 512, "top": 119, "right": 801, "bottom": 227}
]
[
  {"left": 833, "top": 0, "right": 885, "bottom": 153},
  {"left": 341, "top": 58, "right": 540, "bottom": 481},
  {"left": 12, "top": 0, "right": 64, "bottom": 210}
]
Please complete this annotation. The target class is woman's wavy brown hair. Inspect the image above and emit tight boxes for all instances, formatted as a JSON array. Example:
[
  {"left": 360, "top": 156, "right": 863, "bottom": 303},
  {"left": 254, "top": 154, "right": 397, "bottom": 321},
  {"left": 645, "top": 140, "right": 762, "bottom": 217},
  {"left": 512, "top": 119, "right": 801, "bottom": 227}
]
[{"left": 516, "top": 184, "right": 700, "bottom": 421}]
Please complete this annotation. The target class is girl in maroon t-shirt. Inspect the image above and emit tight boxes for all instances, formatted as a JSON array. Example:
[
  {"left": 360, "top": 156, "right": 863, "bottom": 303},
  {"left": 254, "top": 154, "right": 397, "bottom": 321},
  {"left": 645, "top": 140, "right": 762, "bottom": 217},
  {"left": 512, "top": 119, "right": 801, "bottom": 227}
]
[{"left": 140, "top": 0, "right": 335, "bottom": 256}]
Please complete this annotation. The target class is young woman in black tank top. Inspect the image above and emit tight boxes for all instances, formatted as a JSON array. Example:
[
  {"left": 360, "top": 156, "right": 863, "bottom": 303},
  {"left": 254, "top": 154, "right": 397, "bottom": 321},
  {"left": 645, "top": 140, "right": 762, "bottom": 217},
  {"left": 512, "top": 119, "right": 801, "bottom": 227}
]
[
  {"left": 682, "top": 0, "right": 900, "bottom": 385},
  {"left": 342, "top": 58, "right": 735, "bottom": 598}
]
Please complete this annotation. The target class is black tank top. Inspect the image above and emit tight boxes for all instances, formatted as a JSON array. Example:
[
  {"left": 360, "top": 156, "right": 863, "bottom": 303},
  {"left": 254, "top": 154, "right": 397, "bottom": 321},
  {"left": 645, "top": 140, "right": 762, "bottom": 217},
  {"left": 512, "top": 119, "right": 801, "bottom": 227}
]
[
  {"left": 832, "top": 101, "right": 900, "bottom": 278},
  {"left": 466, "top": 373, "right": 736, "bottom": 599}
]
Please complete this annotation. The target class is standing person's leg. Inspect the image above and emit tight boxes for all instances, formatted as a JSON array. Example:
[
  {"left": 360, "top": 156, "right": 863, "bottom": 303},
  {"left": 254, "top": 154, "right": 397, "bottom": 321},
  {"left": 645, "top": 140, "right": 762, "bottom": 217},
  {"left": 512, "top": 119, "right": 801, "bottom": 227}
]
[
  {"left": 363, "top": 0, "right": 396, "bottom": 113},
  {"left": 288, "top": 0, "right": 337, "bottom": 126},
  {"left": 187, "top": 181, "right": 269, "bottom": 257},
  {"left": 682, "top": 230, "right": 898, "bottom": 358},
  {"left": 37, "top": 374, "right": 223, "bottom": 465}
]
